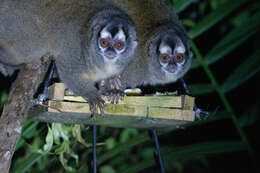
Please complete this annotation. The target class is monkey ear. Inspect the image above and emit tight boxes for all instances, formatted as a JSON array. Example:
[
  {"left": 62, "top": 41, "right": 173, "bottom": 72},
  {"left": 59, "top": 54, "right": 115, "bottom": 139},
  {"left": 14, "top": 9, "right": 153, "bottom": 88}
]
[{"left": 93, "top": 24, "right": 101, "bottom": 33}]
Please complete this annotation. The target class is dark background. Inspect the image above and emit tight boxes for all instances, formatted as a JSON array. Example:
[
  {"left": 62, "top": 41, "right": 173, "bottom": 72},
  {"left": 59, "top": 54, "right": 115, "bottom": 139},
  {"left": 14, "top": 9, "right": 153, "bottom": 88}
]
[{"left": 0, "top": 0, "right": 259, "bottom": 172}]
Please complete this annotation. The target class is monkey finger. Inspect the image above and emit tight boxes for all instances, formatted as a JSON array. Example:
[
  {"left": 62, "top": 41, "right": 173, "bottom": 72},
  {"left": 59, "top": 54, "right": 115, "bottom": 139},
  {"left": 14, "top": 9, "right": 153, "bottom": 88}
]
[
  {"left": 116, "top": 77, "right": 122, "bottom": 88},
  {"left": 110, "top": 81, "right": 115, "bottom": 90},
  {"left": 103, "top": 103, "right": 108, "bottom": 111},
  {"left": 99, "top": 106, "right": 104, "bottom": 116},
  {"left": 115, "top": 93, "right": 120, "bottom": 104},
  {"left": 111, "top": 95, "right": 116, "bottom": 104}
]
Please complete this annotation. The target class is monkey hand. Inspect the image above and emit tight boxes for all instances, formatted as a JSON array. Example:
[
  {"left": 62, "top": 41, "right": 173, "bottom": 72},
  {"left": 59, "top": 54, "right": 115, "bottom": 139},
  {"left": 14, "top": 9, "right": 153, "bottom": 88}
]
[
  {"left": 106, "top": 89, "right": 125, "bottom": 104},
  {"left": 87, "top": 92, "right": 107, "bottom": 118},
  {"left": 100, "top": 75, "right": 125, "bottom": 104}
]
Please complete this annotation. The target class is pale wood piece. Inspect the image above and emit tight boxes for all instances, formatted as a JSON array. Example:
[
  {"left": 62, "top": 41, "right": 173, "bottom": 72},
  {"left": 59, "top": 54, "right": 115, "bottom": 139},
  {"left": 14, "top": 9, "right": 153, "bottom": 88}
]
[
  {"left": 29, "top": 83, "right": 196, "bottom": 129},
  {"left": 47, "top": 101, "right": 194, "bottom": 121},
  {"left": 47, "top": 83, "right": 65, "bottom": 101},
  {"left": 29, "top": 105, "right": 194, "bottom": 129},
  {"left": 63, "top": 95, "right": 183, "bottom": 108}
]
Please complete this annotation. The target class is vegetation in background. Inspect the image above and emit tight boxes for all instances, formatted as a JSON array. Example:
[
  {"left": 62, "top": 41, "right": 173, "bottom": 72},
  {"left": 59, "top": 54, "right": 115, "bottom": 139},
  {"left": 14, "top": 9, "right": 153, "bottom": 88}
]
[{"left": 0, "top": 0, "right": 259, "bottom": 172}]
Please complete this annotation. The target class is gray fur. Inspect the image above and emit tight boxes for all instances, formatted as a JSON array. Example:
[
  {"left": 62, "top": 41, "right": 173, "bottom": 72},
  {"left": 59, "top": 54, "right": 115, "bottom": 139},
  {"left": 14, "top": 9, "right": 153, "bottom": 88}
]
[
  {"left": 102, "top": 0, "right": 192, "bottom": 94},
  {"left": 0, "top": 0, "right": 137, "bottom": 114}
]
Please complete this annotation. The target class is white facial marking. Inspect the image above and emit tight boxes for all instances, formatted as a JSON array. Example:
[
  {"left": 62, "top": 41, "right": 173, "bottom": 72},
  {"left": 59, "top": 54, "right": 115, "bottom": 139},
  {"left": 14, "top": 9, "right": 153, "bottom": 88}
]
[
  {"left": 100, "top": 27, "right": 112, "bottom": 38},
  {"left": 114, "top": 28, "right": 126, "bottom": 41},
  {"left": 159, "top": 42, "right": 172, "bottom": 54},
  {"left": 174, "top": 38, "right": 185, "bottom": 54}
]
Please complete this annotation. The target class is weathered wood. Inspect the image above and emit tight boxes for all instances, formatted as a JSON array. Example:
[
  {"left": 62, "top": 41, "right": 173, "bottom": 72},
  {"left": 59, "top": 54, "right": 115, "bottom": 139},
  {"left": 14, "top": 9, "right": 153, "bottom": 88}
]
[
  {"left": 63, "top": 95, "right": 183, "bottom": 108},
  {"left": 46, "top": 100, "right": 194, "bottom": 121},
  {"left": 0, "top": 56, "right": 51, "bottom": 173},
  {"left": 28, "top": 82, "right": 195, "bottom": 129},
  {"left": 47, "top": 83, "right": 65, "bottom": 101},
  {"left": 29, "top": 105, "right": 194, "bottom": 129}
]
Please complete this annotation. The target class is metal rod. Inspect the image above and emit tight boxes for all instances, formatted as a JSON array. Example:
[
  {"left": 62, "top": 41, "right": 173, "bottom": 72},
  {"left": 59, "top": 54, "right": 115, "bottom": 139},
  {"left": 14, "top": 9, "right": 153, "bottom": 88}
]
[
  {"left": 152, "top": 129, "right": 166, "bottom": 173},
  {"left": 93, "top": 125, "right": 97, "bottom": 173},
  {"left": 38, "top": 61, "right": 55, "bottom": 104}
]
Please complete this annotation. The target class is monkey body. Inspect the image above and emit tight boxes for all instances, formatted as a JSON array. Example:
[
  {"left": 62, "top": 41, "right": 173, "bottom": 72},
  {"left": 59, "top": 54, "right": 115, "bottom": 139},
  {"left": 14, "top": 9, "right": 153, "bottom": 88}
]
[
  {"left": 101, "top": 0, "right": 192, "bottom": 92},
  {"left": 0, "top": 0, "right": 138, "bottom": 114}
]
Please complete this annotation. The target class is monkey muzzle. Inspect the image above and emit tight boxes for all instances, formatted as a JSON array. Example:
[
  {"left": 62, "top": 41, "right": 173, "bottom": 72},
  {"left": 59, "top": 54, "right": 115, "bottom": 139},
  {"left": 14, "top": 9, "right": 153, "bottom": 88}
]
[{"left": 105, "top": 50, "right": 117, "bottom": 60}]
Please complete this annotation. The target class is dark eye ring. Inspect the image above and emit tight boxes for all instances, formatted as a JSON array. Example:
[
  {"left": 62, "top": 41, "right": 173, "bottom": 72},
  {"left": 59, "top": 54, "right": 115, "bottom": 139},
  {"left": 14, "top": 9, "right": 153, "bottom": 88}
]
[
  {"left": 174, "top": 53, "right": 184, "bottom": 63},
  {"left": 159, "top": 54, "right": 170, "bottom": 63},
  {"left": 114, "top": 41, "right": 124, "bottom": 50},
  {"left": 100, "top": 38, "right": 110, "bottom": 48}
]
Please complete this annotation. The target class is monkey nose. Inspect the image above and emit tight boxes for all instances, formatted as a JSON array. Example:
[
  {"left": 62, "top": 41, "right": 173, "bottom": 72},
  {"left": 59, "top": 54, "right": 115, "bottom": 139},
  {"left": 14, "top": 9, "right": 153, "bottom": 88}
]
[
  {"left": 167, "top": 64, "right": 176, "bottom": 73},
  {"left": 105, "top": 51, "right": 117, "bottom": 59}
]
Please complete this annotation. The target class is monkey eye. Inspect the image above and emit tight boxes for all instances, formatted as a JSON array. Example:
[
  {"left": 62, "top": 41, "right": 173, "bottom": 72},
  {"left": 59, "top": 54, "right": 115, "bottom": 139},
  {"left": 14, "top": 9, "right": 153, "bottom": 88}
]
[
  {"left": 174, "top": 53, "right": 184, "bottom": 63},
  {"left": 100, "top": 38, "right": 110, "bottom": 48},
  {"left": 159, "top": 54, "right": 170, "bottom": 63},
  {"left": 113, "top": 41, "right": 125, "bottom": 50}
]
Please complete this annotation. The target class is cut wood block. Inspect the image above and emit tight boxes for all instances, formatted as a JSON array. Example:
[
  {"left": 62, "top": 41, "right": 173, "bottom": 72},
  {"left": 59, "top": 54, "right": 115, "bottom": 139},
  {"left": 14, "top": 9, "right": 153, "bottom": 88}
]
[{"left": 28, "top": 83, "right": 196, "bottom": 129}]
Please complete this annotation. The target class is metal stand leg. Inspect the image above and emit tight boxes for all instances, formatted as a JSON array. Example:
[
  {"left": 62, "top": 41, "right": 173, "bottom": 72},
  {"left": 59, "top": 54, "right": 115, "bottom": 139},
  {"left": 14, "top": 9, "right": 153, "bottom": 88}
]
[
  {"left": 152, "top": 129, "right": 166, "bottom": 173},
  {"left": 37, "top": 61, "right": 55, "bottom": 104},
  {"left": 93, "top": 125, "right": 97, "bottom": 173}
]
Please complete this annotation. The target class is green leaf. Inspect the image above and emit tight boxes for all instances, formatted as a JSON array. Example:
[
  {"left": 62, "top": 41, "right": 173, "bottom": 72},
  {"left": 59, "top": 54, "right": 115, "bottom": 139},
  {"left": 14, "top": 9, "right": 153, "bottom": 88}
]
[
  {"left": 123, "top": 141, "right": 246, "bottom": 173},
  {"left": 56, "top": 141, "right": 79, "bottom": 171},
  {"left": 105, "top": 137, "right": 117, "bottom": 150},
  {"left": 99, "top": 132, "right": 149, "bottom": 164},
  {"left": 72, "top": 124, "right": 91, "bottom": 148},
  {"left": 189, "top": 83, "right": 215, "bottom": 95},
  {"left": 100, "top": 166, "right": 116, "bottom": 173},
  {"left": 40, "top": 125, "right": 54, "bottom": 153},
  {"left": 16, "top": 122, "right": 40, "bottom": 151},
  {"left": 191, "top": 11, "right": 260, "bottom": 69},
  {"left": 239, "top": 104, "right": 259, "bottom": 127},
  {"left": 0, "top": 91, "right": 8, "bottom": 108},
  {"left": 222, "top": 50, "right": 260, "bottom": 93},
  {"left": 13, "top": 153, "right": 45, "bottom": 173},
  {"left": 59, "top": 153, "right": 76, "bottom": 172},
  {"left": 188, "top": 0, "right": 247, "bottom": 38},
  {"left": 119, "top": 128, "right": 138, "bottom": 143},
  {"left": 52, "top": 123, "right": 69, "bottom": 145},
  {"left": 173, "top": 0, "right": 197, "bottom": 14}
]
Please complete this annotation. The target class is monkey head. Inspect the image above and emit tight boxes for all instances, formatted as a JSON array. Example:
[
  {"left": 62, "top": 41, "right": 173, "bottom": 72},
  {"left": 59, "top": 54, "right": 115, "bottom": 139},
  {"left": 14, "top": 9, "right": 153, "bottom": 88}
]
[
  {"left": 86, "top": 8, "right": 138, "bottom": 75},
  {"left": 146, "top": 25, "right": 192, "bottom": 84}
]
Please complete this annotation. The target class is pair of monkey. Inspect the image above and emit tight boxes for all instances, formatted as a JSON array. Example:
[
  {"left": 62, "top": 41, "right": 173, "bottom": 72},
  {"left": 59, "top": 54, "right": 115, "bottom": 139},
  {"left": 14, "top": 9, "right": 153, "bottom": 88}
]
[{"left": 0, "top": 0, "right": 192, "bottom": 117}]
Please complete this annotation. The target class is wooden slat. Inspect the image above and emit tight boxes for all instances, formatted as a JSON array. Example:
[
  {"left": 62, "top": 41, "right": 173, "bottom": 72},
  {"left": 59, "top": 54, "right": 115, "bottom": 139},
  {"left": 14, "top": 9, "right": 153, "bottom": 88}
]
[
  {"left": 63, "top": 95, "right": 183, "bottom": 108},
  {"left": 29, "top": 105, "right": 194, "bottom": 129},
  {"left": 47, "top": 100, "right": 194, "bottom": 121},
  {"left": 32, "top": 82, "right": 197, "bottom": 129}
]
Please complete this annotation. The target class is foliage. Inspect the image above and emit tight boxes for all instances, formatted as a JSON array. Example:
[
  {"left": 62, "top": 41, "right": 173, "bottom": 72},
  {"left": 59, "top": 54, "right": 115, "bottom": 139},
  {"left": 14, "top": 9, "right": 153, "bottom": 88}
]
[{"left": 0, "top": 0, "right": 259, "bottom": 172}]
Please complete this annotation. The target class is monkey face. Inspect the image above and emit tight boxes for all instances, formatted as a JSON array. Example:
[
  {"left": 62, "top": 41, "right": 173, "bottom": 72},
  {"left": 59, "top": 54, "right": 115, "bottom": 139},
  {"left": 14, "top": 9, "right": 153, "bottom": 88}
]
[
  {"left": 147, "top": 27, "right": 192, "bottom": 84},
  {"left": 95, "top": 16, "right": 138, "bottom": 66},
  {"left": 98, "top": 24, "right": 127, "bottom": 62},
  {"left": 158, "top": 35, "right": 186, "bottom": 75}
]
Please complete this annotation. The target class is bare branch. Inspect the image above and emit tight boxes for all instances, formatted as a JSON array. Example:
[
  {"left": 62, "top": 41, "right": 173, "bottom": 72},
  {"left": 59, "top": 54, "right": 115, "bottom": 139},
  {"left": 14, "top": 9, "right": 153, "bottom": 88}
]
[{"left": 0, "top": 55, "right": 51, "bottom": 173}]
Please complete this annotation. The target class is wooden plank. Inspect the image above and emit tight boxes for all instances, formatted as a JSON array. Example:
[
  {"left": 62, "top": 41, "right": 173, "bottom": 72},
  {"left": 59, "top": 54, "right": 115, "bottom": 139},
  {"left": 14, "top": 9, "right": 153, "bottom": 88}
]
[
  {"left": 47, "top": 100, "right": 194, "bottom": 121},
  {"left": 183, "top": 95, "right": 195, "bottom": 110},
  {"left": 41, "top": 83, "right": 196, "bottom": 128},
  {"left": 63, "top": 95, "right": 183, "bottom": 108},
  {"left": 29, "top": 105, "right": 194, "bottom": 129},
  {"left": 47, "top": 83, "right": 65, "bottom": 100}
]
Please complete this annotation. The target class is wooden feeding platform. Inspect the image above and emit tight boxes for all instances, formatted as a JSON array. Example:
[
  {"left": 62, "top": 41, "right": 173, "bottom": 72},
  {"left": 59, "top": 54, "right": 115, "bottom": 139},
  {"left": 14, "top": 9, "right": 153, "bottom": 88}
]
[{"left": 28, "top": 83, "right": 195, "bottom": 129}]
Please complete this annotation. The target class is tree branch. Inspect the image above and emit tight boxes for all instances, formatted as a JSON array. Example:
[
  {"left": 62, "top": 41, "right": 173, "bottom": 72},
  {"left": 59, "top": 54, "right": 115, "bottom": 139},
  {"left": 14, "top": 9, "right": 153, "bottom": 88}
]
[{"left": 0, "top": 55, "right": 51, "bottom": 173}]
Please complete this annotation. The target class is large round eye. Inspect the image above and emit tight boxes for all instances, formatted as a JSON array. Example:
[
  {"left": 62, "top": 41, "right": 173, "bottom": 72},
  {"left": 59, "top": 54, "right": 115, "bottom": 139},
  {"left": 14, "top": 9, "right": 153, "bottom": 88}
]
[
  {"left": 100, "top": 38, "right": 110, "bottom": 48},
  {"left": 159, "top": 54, "right": 170, "bottom": 63},
  {"left": 113, "top": 41, "right": 125, "bottom": 51},
  {"left": 174, "top": 53, "right": 184, "bottom": 63}
]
